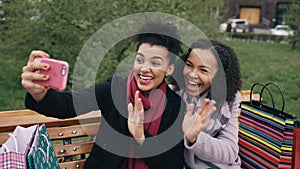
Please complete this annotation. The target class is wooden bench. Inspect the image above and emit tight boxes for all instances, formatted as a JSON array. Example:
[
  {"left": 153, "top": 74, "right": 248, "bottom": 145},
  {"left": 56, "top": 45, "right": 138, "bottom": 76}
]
[
  {"left": 240, "top": 90, "right": 260, "bottom": 102},
  {"left": 0, "top": 109, "right": 101, "bottom": 169}
]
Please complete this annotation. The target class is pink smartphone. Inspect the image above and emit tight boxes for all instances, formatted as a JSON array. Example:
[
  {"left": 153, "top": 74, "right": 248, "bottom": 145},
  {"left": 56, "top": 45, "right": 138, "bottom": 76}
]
[{"left": 34, "top": 58, "right": 69, "bottom": 90}]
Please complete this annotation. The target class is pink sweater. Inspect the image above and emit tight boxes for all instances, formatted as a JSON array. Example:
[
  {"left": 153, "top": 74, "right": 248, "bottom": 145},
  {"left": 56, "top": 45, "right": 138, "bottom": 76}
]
[{"left": 184, "top": 93, "right": 241, "bottom": 169}]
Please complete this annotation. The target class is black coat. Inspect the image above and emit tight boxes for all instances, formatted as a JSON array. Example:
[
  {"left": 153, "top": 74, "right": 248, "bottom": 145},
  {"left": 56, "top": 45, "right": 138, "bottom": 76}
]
[{"left": 25, "top": 76, "right": 185, "bottom": 169}]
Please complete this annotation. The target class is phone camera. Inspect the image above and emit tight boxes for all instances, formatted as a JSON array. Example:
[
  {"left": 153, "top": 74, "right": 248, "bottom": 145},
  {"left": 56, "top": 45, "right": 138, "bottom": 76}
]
[{"left": 61, "top": 65, "right": 66, "bottom": 76}]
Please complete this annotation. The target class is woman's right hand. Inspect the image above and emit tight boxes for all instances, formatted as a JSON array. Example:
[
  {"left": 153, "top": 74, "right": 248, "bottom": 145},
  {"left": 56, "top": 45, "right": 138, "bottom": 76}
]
[
  {"left": 127, "top": 91, "right": 145, "bottom": 145},
  {"left": 182, "top": 99, "right": 217, "bottom": 144},
  {"left": 21, "top": 50, "right": 50, "bottom": 102}
]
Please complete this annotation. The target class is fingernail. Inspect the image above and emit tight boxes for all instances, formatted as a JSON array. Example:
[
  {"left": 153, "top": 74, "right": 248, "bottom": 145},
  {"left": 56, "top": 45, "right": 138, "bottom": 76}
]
[
  {"left": 43, "top": 54, "right": 49, "bottom": 58},
  {"left": 43, "top": 65, "right": 48, "bottom": 69},
  {"left": 43, "top": 75, "right": 48, "bottom": 79},
  {"left": 44, "top": 86, "right": 49, "bottom": 89}
]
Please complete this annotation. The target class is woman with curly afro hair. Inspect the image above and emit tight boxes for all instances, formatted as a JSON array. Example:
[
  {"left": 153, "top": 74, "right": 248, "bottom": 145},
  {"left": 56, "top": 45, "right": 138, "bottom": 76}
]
[{"left": 172, "top": 39, "right": 242, "bottom": 168}]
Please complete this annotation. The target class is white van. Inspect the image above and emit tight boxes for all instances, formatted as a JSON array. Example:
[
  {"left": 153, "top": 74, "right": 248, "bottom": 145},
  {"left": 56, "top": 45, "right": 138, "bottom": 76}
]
[
  {"left": 226, "top": 19, "right": 248, "bottom": 32},
  {"left": 228, "top": 19, "right": 248, "bottom": 26}
]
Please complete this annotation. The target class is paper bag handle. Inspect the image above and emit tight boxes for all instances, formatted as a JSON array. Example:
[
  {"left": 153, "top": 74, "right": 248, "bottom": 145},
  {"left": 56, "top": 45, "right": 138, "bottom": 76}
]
[
  {"left": 37, "top": 134, "right": 50, "bottom": 162},
  {"left": 38, "top": 148, "right": 48, "bottom": 163},
  {"left": 2, "top": 133, "right": 18, "bottom": 152}
]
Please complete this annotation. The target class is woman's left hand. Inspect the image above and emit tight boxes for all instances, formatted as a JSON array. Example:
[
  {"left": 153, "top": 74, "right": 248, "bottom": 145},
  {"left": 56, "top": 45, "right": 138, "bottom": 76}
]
[
  {"left": 128, "top": 91, "right": 145, "bottom": 145},
  {"left": 182, "top": 99, "right": 217, "bottom": 144}
]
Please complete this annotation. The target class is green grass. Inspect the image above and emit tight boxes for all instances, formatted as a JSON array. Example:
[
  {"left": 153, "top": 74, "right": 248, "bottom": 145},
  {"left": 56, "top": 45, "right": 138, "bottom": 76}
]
[
  {"left": 0, "top": 53, "right": 27, "bottom": 110},
  {"left": 224, "top": 40, "right": 300, "bottom": 118},
  {"left": 1, "top": 40, "right": 299, "bottom": 118}
]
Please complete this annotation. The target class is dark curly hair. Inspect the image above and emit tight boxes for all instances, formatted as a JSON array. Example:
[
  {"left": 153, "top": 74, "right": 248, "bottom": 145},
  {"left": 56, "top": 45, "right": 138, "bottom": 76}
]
[
  {"left": 135, "top": 21, "right": 183, "bottom": 64},
  {"left": 173, "top": 39, "right": 241, "bottom": 103}
]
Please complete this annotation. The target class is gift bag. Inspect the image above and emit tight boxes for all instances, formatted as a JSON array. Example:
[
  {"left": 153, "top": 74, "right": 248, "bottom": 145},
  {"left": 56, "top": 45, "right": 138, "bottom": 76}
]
[
  {"left": 0, "top": 125, "right": 38, "bottom": 169},
  {"left": 27, "top": 124, "right": 59, "bottom": 169},
  {"left": 238, "top": 82, "right": 296, "bottom": 169}
]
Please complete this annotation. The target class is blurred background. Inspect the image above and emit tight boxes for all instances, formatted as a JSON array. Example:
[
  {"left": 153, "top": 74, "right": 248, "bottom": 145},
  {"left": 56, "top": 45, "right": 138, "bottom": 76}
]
[{"left": 0, "top": 0, "right": 299, "bottom": 117}]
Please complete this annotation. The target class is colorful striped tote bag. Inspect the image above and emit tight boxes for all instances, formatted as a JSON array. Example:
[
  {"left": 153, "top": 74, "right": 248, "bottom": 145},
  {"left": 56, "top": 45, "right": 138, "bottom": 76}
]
[{"left": 239, "top": 82, "right": 296, "bottom": 169}]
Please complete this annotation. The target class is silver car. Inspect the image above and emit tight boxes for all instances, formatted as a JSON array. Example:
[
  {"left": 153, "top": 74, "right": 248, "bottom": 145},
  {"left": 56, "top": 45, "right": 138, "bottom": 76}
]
[{"left": 271, "top": 25, "right": 295, "bottom": 36}]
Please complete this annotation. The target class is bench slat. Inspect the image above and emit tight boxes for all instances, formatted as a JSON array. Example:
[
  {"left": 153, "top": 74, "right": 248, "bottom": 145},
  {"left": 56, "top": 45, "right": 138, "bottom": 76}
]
[
  {"left": 48, "top": 124, "right": 99, "bottom": 140},
  {"left": 54, "top": 141, "right": 94, "bottom": 157},
  {"left": 0, "top": 134, "right": 9, "bottom": 145},
  {"left": 0, "top": 109, "right": 38, "bottom": 117},
  {"left": 0, "top": 110, "right": 101, "bottom": 132},
  {"left": 59, "top": 159, "right": 86, "bottom": 169},
  {"left": 241, "top": 90, "right": 260, "bottom": 102}
]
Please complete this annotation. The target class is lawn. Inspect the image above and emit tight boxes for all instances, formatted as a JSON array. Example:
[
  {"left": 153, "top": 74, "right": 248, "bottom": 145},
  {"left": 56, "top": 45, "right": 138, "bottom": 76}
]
[
  {"left": 224, "top": 40, "right": 300, "bottom": 118},
  {"left": 0, "top": 52, "right": 28, "bottom": 110},
  {"left": 0, "top": 40, "right": 299, "bottom": 118}
]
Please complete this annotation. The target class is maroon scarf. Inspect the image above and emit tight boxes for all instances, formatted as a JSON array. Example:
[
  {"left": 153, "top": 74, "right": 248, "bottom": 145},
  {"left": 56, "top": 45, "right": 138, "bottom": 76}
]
[{"left": 125, "top": 70, "right": 166, "bottom": 169}]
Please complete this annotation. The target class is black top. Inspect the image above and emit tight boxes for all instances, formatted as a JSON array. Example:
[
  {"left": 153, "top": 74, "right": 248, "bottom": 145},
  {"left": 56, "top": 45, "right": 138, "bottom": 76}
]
[{"left": 25, "top": 76, "right": 185, "bottom": 169}]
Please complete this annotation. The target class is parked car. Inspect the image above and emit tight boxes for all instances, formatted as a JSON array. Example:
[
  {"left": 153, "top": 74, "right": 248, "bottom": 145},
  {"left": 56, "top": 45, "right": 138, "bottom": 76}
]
[
  {"left": 230, "top": 24, "right": 250, "bottom": 33},
  {"left": 219, "top": 22, "right": 227, "bottom": 32},
  {"left": 271, "top": 25, "right": 294, "bottom": 36},
  {"left": 226, "top": 19, "right": 249, "bottom": 32}
]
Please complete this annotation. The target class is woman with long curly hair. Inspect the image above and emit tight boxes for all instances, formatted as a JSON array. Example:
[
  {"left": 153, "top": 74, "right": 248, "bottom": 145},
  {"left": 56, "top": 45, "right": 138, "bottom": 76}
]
[{"left": 173, "top": 39, "right": 242, "bottom": 168}]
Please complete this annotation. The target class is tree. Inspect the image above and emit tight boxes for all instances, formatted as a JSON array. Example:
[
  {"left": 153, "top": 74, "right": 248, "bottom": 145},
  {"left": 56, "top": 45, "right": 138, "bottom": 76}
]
[
  {"left": 284, "top": 2, "right": 300, "bottom": 49},
  {"left": 0, "top": 0, "right": 225, "bottom": 110},
  {"left": 1, "top": 0, "right": 225, "bottom": 84}
]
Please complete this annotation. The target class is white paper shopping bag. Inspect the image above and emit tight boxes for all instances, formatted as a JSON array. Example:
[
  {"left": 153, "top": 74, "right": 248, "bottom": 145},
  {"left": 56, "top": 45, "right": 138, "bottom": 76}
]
[{"left": 0, "top": 125, "right": 38, "bottom": 169}]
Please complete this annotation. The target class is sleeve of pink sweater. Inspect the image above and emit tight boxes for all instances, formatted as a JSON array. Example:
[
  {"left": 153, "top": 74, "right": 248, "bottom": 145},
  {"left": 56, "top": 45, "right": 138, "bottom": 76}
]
[{"left": 184, "top": 92, "right": 241, "bottom": 168}]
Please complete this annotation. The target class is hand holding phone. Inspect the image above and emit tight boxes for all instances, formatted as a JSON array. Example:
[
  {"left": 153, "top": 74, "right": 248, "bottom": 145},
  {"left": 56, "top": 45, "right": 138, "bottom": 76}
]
[{"left": 33, "top": 58, "right": 69, "bottom": 90}]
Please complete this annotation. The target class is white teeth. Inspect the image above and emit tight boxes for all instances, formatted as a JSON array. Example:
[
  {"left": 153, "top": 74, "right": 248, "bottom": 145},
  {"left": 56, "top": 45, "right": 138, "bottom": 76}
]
[
  {"left": 188, "top": 80, "right": 198, "bottom": 85},
  {"left": 140, "top": 75, "right": 152, "bottom": 80}
]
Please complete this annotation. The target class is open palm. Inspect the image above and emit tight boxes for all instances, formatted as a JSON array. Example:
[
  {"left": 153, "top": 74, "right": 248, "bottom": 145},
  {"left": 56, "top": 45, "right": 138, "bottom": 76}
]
[
  {"left": 128, "top": 91, "right": 145, "bottom": 145},
  {"left": 182, "top": 99, "right": 216, "bottom": 143}
]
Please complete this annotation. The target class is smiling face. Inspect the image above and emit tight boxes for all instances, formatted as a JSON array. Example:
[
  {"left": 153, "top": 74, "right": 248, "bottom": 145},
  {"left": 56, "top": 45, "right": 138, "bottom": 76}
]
[
  {"left": 183, "top": 48, "right": 218, "bottom": 97},
  {"left": 133, "top": 43, "right": 174, "bottom": 92}
]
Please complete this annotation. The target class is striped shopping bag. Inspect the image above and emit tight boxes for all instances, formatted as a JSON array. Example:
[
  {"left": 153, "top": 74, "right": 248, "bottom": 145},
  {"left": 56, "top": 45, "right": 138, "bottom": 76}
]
[{"left": 238, "top": 82, "right": 296, "bottom": 169}]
